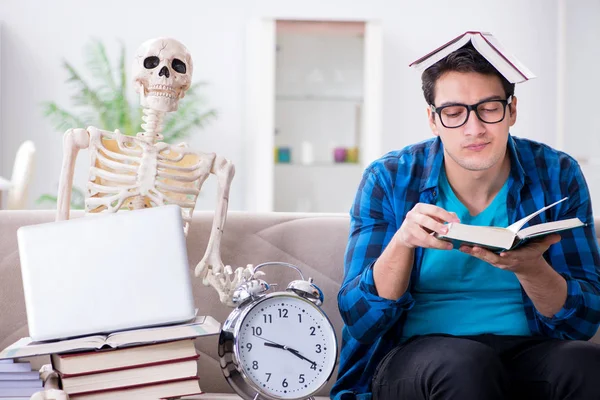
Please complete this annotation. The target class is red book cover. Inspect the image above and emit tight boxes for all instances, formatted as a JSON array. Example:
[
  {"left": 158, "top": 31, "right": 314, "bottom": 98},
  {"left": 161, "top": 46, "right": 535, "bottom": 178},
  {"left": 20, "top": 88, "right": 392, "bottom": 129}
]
[{"left": 68, "top": 376, "right": 201, "bottom": 398}]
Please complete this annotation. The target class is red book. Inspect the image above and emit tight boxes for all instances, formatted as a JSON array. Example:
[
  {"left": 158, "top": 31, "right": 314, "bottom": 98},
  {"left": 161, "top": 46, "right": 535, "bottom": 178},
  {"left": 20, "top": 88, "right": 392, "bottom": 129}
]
[
  {"left": 60, "top": 356, "right": 199, "bottom": 395},
  {"left": 51, "top": 339, "right": 197, "bottom": 376},
  {"left": 69, "top": 377, "right": 202, "bottom": 400}
]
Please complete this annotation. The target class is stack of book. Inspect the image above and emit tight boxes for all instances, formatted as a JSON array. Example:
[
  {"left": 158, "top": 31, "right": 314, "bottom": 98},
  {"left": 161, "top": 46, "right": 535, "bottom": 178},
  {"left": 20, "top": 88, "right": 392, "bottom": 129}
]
[
  {"left": 0, "top": 316, "right": 220, "bottom": 400},
  {"left": 53, "top": 339, "right": 200, "bottom": 399},
  {"left": 0, "top": 358, "right": 43, "bottom": 399}
]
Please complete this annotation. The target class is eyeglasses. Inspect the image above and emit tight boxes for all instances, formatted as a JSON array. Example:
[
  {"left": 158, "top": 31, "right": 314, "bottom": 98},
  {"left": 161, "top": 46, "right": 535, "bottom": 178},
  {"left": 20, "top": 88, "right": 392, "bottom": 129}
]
[{"left": 430, "top": 96, "right": 513, "bottom": 129}]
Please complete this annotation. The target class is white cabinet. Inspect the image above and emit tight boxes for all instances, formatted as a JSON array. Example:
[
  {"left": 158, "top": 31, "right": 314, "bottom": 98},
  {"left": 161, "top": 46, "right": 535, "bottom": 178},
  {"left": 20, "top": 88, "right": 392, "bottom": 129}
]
[{"left": 245, "top": 19, "right": 382, "bottom": 212}]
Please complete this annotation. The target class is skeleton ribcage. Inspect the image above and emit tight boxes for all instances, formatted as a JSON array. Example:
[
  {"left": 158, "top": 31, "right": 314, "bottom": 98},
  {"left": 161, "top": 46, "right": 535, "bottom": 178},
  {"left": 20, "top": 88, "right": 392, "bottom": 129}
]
[{"left": 85, "top": 128, "right": 213, "bottom": 233}]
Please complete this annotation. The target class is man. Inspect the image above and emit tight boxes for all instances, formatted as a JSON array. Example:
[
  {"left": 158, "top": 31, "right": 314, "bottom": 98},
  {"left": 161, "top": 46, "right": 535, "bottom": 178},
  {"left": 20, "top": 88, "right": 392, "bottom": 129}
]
[{"left": 332, "top": 39, "right": 600, "bottom": 400}]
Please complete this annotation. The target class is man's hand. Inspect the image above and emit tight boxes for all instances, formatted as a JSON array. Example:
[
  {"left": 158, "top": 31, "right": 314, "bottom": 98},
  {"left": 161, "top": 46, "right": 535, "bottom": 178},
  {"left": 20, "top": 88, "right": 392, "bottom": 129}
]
[
  {"left": 395, "top": 203, "right": 460, "bottom": 250},
  {"left": 459, "top": 234, "right": 562, "bottom": 274}
]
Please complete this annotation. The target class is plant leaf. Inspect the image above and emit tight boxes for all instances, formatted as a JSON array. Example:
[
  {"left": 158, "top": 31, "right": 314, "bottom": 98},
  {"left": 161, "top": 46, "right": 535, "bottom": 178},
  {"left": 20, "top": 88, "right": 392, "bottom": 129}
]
[
  {"left": 41, "top": 102, "right": 87, "bottom": 133},
  {"left": 35, "top": 194, "right": 58, "bottom": 205},
  {"left": 36, "top": 186, "right": 85, "bottom": 210},
  {"left": 63, "top": 61, "right": 108, "bottom": 128},
  {"left": 85, "top": 38, "right": 117, "bottom": 92},
  {"left": 163, "top": 110, "right": 218, "bottom": 143},
  {"left": 116, "top": 40, "right": 133, "bottom": 135}
]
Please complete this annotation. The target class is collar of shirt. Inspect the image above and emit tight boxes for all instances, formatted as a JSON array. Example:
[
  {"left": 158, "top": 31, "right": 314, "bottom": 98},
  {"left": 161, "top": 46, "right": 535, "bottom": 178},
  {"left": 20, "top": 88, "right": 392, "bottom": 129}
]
[{"left": 419, "top": 134, "right": 526, "bottom": 195}]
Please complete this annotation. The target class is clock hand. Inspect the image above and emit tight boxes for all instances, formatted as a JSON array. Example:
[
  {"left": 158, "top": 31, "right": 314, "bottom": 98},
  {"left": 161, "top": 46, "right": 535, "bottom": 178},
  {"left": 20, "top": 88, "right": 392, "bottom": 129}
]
[
  {"left": 256, "top": 335, "right": 318, "bottom": 366},
  {"left": 254, "top": 335, "right": 286, "bottom": 349},
  {"left": 263, "top": 342, "right": 317, "bottom": 367},
  {"left": 287, "top": 347, "right": 317, "bottom": 367},
  {"left": 264, "top": 342, "right": 286, "bottom": 350}
]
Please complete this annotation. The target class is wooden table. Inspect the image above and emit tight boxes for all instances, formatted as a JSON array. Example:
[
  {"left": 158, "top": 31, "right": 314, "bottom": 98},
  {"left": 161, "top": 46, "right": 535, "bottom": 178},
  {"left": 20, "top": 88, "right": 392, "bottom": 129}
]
[{"left": 0, "top": 177, "right": 12, "bottom": 209}]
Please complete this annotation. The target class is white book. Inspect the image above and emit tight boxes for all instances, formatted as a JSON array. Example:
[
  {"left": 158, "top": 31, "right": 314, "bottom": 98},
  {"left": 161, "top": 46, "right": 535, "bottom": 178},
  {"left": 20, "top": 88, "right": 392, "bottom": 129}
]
[
  {"left": 0, "top": 316, "right": 219, "bottom": 360},
  {"left": 0, "top": 380, "right": 43, "bottom": 389},
  {"left": 0, "top": 362, "right": 31, "bottom": 373},
  {"left": 0, "top": 386, "right": 40, "bottom": 397},
  {"left": 409, "top": 31, "right": 536, "bottom": 84},
  {"left": 0, "top": 372, "right": 40, "bottom": 380},
  {"left": 435, "top": 197, "right": 585, "bottom": 251}
]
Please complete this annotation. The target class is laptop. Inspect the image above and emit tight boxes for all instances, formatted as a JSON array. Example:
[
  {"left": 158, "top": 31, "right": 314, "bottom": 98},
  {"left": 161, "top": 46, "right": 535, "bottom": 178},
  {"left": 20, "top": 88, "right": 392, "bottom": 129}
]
[{"left": 17, "top": 205, "right": 196, "bottom": 341}]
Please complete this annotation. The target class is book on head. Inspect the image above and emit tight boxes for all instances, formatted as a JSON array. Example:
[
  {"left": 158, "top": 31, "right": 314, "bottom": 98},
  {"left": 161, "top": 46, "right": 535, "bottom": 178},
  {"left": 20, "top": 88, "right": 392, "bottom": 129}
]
[
  {"left": 409, "top": 31, "right": 536, "bottom": 84},
  {"left": 0, "top": 316, "right": 220, "bottom": 360},
  {"left": 435, "top": 197, "right": 585, "bottom": 252}
]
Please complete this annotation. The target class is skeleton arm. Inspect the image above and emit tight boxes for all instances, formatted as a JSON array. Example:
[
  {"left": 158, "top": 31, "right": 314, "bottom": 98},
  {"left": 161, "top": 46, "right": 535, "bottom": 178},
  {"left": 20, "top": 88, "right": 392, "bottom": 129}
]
[
  {"left": 195, "top": 155, "right": 251, "bottom": 306},
  {"left": 202, "top": 155, "right": 235, "bottom": 272},
  {"left": 56, "top": 128, "right": 90, "bottom": 221}
]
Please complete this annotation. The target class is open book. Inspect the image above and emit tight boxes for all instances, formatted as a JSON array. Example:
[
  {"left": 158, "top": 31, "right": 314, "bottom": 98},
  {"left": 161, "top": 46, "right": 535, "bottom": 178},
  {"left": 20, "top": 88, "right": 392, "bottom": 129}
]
[
  {"left": 409, "top": 31, "right": 536, "bottom": 84},
  {"left": 0, "top": 316, "right": 220, "bottom": 360},
  {"left": 435, "top": 197, "right": 585, "bottom": 251}
]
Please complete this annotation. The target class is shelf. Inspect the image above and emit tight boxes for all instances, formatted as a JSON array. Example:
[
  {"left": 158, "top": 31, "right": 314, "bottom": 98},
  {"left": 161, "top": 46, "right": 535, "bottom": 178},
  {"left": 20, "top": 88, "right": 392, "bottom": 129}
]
[
  {"left": 276, "top": 95, "right": 363, "bottom": 103},
  {"left": 275, "top": 162, "right": 361, "bottom": 167}
]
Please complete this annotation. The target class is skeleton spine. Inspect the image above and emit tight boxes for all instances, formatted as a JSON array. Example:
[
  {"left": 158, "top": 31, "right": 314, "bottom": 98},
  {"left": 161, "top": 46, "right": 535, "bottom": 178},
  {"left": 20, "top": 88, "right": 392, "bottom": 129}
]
[{"left": 140, "top": 108, "right": 166, "bottom": 143}]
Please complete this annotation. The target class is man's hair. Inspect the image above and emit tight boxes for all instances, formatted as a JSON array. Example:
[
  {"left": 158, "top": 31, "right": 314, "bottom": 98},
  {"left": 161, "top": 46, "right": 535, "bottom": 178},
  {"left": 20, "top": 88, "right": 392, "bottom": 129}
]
[{"left": 421, "top": 43, "right": 515, "bottom": 106}]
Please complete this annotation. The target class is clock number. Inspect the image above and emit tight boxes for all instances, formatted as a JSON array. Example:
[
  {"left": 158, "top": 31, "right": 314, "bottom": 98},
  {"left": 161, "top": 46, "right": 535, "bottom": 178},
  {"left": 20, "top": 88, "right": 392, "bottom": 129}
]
[
  {"left": 252, "top": 326, "right": 263, "bottom": 336},
  {"left": 253, "top": 361, "right": 259, "bottom": 370},
  {"left": 316, "top": 344, "right": 322, "bottom": 353},
  {"left": 278, "top": 308, "right": 289, "bottom": 318},
  {"left": 310, "top": 363, "right": 317, "bottom": 370},
  {"left": 265, "top": 372, "right": 271, "bottom": 382},
  {"left": 309, "top": 326, "right": 316, "bottom": 336},
  {"left": 298, "top": 314, "right": 302, "bottom": 323},
  {"left": 263, "top": 314, "right": 273, "bottom": 324},
  {"left": 299, "top": 374, "right": 305, "bottom": 384},
  {"left": 282, "top": 378, "right": 288, "bottom": 388},
  {"left": 246, "top": 343, "right": 252, "bottom": 352}
]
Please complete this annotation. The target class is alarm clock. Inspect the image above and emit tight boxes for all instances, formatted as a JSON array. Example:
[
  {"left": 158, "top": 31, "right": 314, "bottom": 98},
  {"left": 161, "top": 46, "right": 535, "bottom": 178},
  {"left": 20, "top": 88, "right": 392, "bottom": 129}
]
[{"left": 218, "top": 262, "right": 338, "bottom": 400}]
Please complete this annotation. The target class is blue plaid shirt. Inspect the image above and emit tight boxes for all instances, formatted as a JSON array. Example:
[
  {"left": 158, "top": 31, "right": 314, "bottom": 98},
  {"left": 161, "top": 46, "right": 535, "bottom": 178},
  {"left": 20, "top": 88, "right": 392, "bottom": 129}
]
[{"left": 332, "top": 135, "right": 600, "bottom": 400}]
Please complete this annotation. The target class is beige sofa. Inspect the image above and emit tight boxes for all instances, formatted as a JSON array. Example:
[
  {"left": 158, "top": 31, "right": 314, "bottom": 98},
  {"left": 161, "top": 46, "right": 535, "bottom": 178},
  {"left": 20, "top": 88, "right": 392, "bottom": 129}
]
[
  {"left": 0, "top": 210, "right": 348, "bottom": 399},
  {"left": 1, "top": 210, "right": 600, "bottom": 399}
]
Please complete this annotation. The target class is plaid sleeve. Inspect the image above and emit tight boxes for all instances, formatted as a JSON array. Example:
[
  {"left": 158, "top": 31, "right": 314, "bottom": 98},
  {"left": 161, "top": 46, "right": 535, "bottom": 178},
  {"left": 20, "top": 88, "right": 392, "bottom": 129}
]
[
  {"left": 535, "top": 161, "right": 600, "bottom": 340},
  {"left": 338, "top": 167, "right": 415, "bottom": 344}
]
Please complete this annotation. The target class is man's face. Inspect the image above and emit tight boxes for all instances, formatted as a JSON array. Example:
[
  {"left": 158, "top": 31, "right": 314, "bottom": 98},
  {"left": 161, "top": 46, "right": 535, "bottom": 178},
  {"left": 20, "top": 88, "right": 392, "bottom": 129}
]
[{"left": 427, "top": 71, "right": 517, "bottom": 172}]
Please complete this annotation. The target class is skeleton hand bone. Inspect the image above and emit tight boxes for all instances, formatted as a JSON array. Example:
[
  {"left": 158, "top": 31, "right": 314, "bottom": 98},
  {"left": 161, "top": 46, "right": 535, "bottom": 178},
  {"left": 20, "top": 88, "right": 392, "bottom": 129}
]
[
  {"left": 30, "top": 390, "right": 69, "bottom": 400},
  {"left": 30, "top": 365, "right": 69, "bottom": 400},
  {"left": 195, "top": 250, "right": 225, "bottom": 281},
  {"left": 196, "top": 258, "right": 264, "bottom": 307}
]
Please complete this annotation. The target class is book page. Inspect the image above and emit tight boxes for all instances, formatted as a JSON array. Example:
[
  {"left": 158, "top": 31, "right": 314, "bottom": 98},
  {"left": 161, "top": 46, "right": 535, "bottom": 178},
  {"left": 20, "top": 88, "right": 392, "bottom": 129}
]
[
  {"left": 436, "top": 222, "right": 516, "bottom": 250},
  {"left": 506, "top": 197, "right": 569, "bottom": 234},
  {"left": 516, "top": 217, "right": 584, "bottom": 239},
  {"left": 479, "top": 33, "right": 536, "bottom": 79},
  {"left": 107, "top": 316, "right": 221, "bottom": 348}
]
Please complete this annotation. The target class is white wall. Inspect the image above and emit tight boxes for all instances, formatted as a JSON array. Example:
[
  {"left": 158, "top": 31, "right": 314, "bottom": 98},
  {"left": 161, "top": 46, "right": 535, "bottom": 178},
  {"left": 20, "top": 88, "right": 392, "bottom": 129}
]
[
  {"left": 562, "top": 0, "right": 600, "bottom": 207},
  {"left": 0, "top": 0, "right": 559, "bottom": 211}
]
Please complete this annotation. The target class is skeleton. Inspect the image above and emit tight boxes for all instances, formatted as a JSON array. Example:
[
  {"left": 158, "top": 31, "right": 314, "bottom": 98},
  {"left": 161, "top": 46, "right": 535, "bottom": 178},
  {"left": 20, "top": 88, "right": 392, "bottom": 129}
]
[
  {"left": 55, "top": 37, "right": 255, "bottom": 305},
  {"left": 30, "top": 365, "right": 69, "bottom": 400}
]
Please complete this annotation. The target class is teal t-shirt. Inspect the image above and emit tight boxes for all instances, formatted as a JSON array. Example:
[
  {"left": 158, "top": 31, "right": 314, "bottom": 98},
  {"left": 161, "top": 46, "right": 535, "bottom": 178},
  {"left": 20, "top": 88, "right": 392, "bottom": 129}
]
[{"left": 402, "top": 169, "right": 531, "bottom": 338}]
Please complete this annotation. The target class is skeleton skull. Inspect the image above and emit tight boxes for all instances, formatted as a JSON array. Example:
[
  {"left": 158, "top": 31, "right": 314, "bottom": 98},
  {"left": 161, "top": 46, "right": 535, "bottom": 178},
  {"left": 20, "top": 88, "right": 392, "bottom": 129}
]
[{"left": 132, "top": 37, "right": 193, "bottom": 113}]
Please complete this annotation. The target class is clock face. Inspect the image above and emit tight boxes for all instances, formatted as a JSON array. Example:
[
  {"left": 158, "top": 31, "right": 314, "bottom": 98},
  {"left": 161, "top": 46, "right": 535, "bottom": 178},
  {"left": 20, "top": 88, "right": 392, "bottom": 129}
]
[{"left": 236, "top": 294, "right": 337, "bottom": 399}]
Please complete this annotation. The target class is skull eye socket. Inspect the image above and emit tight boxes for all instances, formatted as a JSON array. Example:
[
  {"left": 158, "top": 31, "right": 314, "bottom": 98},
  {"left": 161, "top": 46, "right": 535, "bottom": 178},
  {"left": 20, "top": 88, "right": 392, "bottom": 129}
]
[
  {"left": 143, "top": 56, "right": 160, "bottom": 69},
  {"left": 172, "top": 59, "right": 187, "bottom": 74}
]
